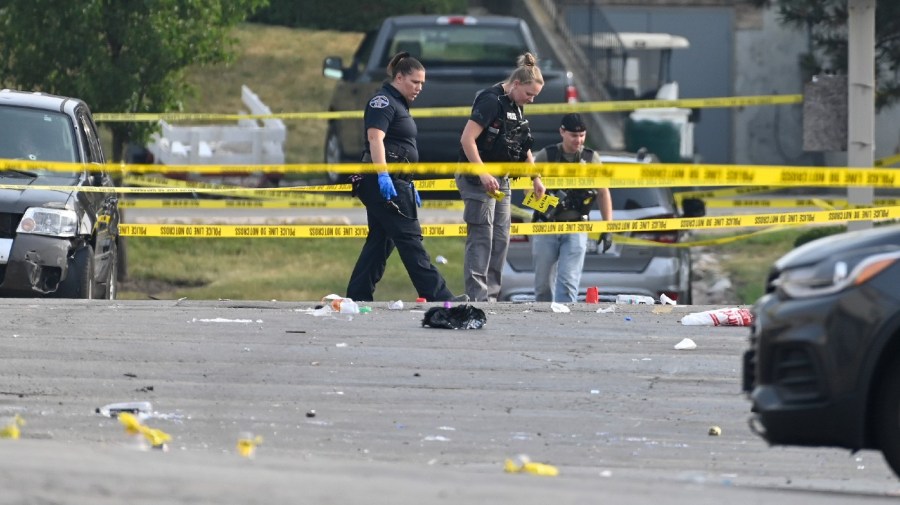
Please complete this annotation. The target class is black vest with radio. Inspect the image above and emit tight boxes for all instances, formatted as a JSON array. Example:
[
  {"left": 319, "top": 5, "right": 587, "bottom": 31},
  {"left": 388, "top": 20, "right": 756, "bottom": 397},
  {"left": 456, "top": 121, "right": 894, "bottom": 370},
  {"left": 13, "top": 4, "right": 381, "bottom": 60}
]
[
  {"left": 533, "top": 145, "right": 598, "bottom": 223},
  {"left": 469, "top": 85, "right": 533, "bottom": 163}
]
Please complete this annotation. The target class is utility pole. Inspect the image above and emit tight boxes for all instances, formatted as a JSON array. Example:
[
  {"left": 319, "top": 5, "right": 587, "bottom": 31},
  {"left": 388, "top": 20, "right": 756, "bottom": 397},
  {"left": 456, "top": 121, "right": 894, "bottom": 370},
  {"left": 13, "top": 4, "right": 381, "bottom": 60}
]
[{"left": 847, "top": 0, "right": 875, "bottom": 231}]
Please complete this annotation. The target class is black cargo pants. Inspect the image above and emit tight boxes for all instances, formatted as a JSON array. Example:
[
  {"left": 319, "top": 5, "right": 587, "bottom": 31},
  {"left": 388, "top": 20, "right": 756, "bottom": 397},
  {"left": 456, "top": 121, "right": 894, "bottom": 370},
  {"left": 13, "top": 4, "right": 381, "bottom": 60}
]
[{"left": 346, "top": 173, "right": 453, "bottom": 302}]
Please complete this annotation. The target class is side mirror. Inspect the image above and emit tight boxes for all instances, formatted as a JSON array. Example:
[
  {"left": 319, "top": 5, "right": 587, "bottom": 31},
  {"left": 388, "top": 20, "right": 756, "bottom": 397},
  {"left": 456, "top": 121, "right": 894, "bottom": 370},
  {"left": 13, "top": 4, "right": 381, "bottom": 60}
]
[
  {"left": 681, "top": 197, "right": 706, "bottom": 218},
  {"left": 323, "top": 56, "right": 344, "bottom": 80}
]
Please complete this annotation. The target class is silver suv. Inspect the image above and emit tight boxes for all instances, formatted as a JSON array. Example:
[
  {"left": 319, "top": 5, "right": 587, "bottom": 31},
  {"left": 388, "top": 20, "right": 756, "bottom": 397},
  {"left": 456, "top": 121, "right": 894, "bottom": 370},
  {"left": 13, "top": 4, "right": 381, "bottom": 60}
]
[
  {"left": 0, "top": 89, "right": 120, "bottom": 298},
  {"left": 499, "top": 153, "right": 705, "bottom": 303}
]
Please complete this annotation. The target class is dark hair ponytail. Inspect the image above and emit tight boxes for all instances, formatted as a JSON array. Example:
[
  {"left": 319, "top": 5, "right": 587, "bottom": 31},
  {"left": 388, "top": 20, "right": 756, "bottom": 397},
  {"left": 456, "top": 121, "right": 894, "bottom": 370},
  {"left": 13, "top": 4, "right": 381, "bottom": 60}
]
[{"left": 387, "top": 51, "right": 424, "bottom": 79}]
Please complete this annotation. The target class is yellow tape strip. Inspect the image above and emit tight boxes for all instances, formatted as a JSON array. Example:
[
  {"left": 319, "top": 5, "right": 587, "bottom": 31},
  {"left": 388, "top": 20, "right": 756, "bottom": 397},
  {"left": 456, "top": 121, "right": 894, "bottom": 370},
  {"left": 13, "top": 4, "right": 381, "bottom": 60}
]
[
  {"left": 7, "top": 163, "right": 900, "bottom": 194},
  {"left": 3, "top": 156, "right": 897, "bottom": 185},
  {"left": 93, "top": 94, "right": 803, "bottom": 122},
  {"left": 875, "top": 153, "right": 900, "bottom": 167},
  {"left": 120, "top": 205, "right": 900, "bottom": 238},
  {"left": 607, "top": 227, "right": 787, "bottom": 248},
  {"left": 120, "top": 197, "right": 464, "bottom": 210},
  {"left": 699, "top": 197, "right": 900, "bottom": 209},
  {"left": 675, "top": 186, "right": 779, "bottom": 200}
]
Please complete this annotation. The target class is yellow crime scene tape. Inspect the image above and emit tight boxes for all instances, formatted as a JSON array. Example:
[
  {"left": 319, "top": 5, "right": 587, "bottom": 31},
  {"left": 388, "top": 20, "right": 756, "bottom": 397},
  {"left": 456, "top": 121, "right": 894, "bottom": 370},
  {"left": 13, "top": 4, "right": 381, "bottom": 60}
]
[
  {"left": 93, "top": 94, "right": 803, "bottom": 123},
  {"left": 701, "top": 197, "right": 900, "bottom": 209},
  {"left": 875, "top": 153, "right": 900, "bottom": 167},
  {"left": 6, "top": 160, "right": 900, "bottom": 189},
  {"left": 120, "top": 196, "right": 463, "bottom": 210},
  {"left": 120, "top": 205, "right": 900, "bottom": 238}
]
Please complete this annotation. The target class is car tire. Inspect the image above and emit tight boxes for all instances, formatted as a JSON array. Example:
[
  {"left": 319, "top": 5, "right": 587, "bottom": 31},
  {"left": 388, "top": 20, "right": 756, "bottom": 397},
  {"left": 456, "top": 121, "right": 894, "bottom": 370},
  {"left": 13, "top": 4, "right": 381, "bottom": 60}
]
[
  {"left": 324, "top": 123, "right": 347, "bottom": 185},
  {"left": 875, "top": 355, "right": 900, "bottom": 479},
  {"left": 55, "top": 245, "right": 95, "bottom": 299}
]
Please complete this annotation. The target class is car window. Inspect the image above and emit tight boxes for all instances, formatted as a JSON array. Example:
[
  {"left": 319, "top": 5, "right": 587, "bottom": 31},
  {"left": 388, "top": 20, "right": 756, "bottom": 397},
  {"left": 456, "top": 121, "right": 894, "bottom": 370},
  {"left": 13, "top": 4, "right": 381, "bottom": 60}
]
[
  {"left": 78, "top": 109, "right": 104, "bottom": 164},
  {"left": 0, "top": 106, "right": 78, "bottom": 164},
  {"left": 384, "top": 26, "right": 527, "bottom": 67},
  {"left": 354, "top": 30, "right": 377, "bottom": 76},
  {"left": 611, "top": 188, "right": 672, "bottom": 211}
]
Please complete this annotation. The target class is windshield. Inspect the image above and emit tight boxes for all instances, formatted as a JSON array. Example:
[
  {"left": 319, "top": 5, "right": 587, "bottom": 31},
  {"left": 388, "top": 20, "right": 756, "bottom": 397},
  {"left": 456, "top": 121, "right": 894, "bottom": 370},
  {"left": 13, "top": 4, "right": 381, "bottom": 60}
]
[
  {"left": 385, "top": 25, "right": 527, "bottom": 67},
  {"left": 0, "top": 106, "right": 79, "bottom": 165}
]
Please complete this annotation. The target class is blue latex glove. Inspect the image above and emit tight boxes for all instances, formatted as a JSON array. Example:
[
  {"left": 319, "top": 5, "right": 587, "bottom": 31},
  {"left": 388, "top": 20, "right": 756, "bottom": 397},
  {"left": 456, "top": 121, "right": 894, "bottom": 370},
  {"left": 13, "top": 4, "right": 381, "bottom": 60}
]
[
  {"left": 411, "top": 181, "right": 421, "bottom": 207},
  {"left": 377, "top": 172, "right": 397, "bottom": 201}
]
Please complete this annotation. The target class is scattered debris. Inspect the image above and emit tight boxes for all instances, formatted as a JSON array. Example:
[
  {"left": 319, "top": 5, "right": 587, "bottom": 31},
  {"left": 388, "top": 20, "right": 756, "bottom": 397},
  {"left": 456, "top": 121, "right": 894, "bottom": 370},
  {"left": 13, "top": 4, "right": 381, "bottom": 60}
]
[
  {"left": 422, "top": 305, "right": 486, "bottom": 330},
  {"left": 550, "top": 302, "right": 570, "bottom": 313},
  {"left": 504, "top": 454, "right": 559, "bottom": 476},
  {"left": 0, "top": 414, "right": 25, "bottom": 439},
  {"left": 709, "top": 426, "right": 722, "bottom": 436},
  {"left": 118, "top": 412, "right": 170, "bottom": 451},
  {"left": 674, "top": 338, "right": 697, "bottom": 350},
  {"left": 96, "top": 401, "right": 153, "bottom": 420},
  {"left": 681, "top": 307, "right": 753, "bottom": 326},
  {"left": 237, "top": 432, "right": 264, "bottom": 458}
]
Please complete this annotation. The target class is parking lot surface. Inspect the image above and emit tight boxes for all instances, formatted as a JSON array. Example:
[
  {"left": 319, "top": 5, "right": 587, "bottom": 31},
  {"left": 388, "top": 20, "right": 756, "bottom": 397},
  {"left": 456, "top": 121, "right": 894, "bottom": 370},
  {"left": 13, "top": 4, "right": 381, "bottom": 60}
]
[{"left": 1, "top": 299, "right": 898, "bottom": 504}]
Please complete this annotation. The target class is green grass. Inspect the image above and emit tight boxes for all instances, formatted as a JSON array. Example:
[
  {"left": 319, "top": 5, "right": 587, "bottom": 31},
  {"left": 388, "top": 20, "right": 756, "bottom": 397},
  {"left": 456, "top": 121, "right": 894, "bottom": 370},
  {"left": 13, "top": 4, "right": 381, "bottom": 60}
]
[
  {"left": 696, "top": 227, "right": 808, "bottom": 303},
  {"left": 119, "top": 236, "right": 467, "bottom": 301},
  {"left": 181, "top": 24, "right": 364, "bottom": 168}
]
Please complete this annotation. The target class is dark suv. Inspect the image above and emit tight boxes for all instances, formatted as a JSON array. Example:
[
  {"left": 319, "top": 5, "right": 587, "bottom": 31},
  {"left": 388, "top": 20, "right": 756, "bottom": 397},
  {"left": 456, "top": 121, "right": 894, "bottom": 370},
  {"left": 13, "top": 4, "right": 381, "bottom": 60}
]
[
  {"left": 743, "top": 224, "right": 900, "bottom": 479},
  {"left": 0, "top": 89, "right": 120, "bottom": 298}
]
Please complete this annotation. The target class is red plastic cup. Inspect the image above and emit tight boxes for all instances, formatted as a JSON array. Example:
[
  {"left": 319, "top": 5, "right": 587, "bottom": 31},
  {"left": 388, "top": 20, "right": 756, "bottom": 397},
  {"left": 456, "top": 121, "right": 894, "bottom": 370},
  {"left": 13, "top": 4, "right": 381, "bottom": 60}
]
[
  {"left": 586, "top": 286, "right": 599, "bottom": 304},
  {"left": 416, "top": 297, "right": 427, "bottom": 303}
]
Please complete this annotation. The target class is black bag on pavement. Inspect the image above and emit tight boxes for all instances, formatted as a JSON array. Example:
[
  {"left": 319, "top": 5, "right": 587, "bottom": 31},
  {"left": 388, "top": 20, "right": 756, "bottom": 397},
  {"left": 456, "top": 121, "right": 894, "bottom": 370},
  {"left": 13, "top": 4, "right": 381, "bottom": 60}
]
[{"left": 421, "top": 304, "right": 486, "bottom": 330}]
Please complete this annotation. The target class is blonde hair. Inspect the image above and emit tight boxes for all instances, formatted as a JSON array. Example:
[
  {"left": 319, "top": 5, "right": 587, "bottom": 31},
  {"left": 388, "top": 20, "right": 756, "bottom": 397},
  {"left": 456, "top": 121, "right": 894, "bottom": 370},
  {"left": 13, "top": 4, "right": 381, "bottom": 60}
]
[{"left": 505, "top": 52, "right": 544, "bottom": 86}]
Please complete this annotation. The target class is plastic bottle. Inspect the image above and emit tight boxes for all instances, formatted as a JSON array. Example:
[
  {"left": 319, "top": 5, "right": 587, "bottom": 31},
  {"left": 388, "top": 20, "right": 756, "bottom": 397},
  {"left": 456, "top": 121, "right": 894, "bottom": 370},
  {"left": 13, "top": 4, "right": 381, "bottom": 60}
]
[
  {"left": 96, "top": 401, "right": 153, "bottom": 419},
  {"left": 615, "top": 294, "right": 656, "bottom": 305}
]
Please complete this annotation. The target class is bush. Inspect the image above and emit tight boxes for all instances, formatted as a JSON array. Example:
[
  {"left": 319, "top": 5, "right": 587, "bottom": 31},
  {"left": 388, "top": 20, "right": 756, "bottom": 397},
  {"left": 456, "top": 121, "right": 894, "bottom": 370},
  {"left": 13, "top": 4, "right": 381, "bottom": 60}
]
[{"left": 793, "top": 225, "right": 846, "bottom": 248}]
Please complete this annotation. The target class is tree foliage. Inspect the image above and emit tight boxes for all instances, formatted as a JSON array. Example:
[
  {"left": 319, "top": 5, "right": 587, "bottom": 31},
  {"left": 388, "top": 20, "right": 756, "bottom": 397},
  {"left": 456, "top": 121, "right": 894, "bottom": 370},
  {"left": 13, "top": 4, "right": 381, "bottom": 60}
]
[
  {"left": 250, "top": 0, "right": 467, "bottom": 32},
  {"left": 0, "top": 0, "right": 267, "bottom": 161},
  {"left": 751, "top": 0, "right": 900, "bottom": 109}
]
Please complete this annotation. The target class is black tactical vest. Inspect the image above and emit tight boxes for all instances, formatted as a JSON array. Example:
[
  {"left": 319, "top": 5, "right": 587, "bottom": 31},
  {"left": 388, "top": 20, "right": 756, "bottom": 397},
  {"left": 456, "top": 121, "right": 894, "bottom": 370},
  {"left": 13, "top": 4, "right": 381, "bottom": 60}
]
[
  {"left": 533, "top": 144, "right": 599, "bottom": 223},
  {"left": 474, "top": 86, "right": 533, "bottom": 162}
]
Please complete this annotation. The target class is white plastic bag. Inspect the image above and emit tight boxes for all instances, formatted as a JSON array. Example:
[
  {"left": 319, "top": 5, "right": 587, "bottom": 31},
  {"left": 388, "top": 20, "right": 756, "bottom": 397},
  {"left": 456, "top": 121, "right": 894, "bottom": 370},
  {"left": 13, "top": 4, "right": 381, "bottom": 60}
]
[
  {"left": 674, "top": 338, "right": 697, "bottom": 350},
  {"left": 550, "top": 302, "right": 570, "bottom": 313},
  {"left": 680, "top": 307, "right": 753, "bottom": 326}
]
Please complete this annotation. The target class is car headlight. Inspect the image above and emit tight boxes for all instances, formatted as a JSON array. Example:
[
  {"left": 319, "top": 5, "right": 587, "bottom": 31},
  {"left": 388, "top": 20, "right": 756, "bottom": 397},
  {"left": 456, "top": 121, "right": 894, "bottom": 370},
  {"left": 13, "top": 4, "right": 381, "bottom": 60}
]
[
  {"left": 17, "top": 208, "right": 78, "bottom": 237},
  {"left": 775, "top": 250, "right": 900, "bottom": 298}
]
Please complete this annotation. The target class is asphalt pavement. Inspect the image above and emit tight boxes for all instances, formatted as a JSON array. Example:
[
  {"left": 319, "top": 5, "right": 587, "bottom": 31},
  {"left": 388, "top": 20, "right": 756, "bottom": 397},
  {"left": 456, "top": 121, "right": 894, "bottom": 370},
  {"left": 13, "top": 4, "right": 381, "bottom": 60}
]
[{"left": 1, "top": 299, "right": 898, "bottom": 504}]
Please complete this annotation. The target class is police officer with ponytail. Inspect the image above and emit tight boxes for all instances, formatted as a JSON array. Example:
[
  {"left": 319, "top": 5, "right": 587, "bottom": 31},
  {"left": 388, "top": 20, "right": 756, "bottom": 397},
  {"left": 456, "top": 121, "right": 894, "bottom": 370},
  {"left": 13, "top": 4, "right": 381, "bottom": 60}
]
[
  {"left": 457, "top": 52, "right": 546, "bottom": 302},
  {"left": 346, "top": 52, "right": 460, "bottom": 302}
]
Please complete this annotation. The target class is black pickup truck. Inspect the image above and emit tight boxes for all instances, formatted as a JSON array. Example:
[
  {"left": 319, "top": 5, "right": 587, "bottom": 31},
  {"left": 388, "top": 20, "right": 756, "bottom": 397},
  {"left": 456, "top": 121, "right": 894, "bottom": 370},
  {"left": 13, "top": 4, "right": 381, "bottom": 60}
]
[{"left": 322, "top": 14, "right": 576, "bottom": 181}]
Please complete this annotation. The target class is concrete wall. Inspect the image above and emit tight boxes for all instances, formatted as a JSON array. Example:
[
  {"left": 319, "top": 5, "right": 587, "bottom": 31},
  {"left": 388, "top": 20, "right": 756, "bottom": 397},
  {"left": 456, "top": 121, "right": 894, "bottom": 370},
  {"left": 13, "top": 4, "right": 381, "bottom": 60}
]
[{"left": 732, "top": 7, "right": 821, "bottom": 166}]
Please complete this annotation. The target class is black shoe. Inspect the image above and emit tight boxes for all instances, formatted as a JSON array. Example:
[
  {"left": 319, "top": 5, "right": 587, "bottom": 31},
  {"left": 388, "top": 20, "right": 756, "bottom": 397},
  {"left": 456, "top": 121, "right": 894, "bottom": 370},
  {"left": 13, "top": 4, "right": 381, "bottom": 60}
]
[{"left": 451, "top": 294, "right": 470, "bottom": 302}]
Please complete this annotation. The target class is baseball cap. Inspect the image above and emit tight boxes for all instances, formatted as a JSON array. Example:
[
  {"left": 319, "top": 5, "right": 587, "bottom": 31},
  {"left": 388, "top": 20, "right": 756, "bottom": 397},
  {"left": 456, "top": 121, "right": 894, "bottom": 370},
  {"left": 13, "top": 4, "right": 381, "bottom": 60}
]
[{"left": 560, "top": 113, "right": 586, "bottom": 132}]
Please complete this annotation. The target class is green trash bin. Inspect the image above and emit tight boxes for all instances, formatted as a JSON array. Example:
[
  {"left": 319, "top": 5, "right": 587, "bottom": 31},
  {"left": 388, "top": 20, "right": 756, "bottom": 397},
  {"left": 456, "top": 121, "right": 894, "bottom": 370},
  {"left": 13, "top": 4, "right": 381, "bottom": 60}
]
[{"left": 624, "top": 118, "right": 682, "bottom": 163}]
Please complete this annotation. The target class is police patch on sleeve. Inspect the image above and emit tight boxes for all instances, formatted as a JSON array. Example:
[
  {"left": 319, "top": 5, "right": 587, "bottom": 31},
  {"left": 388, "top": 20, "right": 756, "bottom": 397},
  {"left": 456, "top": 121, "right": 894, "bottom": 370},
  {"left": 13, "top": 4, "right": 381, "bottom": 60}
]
[{"left": 369, "top": 95, "right": 390, "bottom": 109}]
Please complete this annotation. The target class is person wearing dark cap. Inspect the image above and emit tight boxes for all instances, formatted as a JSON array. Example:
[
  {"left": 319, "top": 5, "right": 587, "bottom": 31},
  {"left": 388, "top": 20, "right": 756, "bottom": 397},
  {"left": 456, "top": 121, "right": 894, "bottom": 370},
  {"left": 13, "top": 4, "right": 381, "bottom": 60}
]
[{"left": 530, "top": 113, "right": 613, "bottom": 303}]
